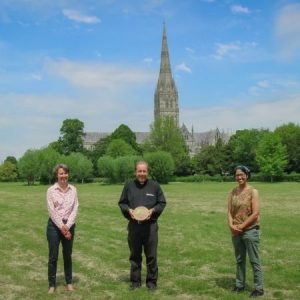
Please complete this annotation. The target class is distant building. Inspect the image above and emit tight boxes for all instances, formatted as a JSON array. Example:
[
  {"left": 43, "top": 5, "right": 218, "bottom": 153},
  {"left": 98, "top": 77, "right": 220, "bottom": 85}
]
[{"left": 83, "top": 24, "right": 229, "bottom": 155}]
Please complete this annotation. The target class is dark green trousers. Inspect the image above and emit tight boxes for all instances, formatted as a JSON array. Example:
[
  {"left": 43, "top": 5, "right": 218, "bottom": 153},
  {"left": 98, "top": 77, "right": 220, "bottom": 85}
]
[{"left": 232, "top": 228, "right": 264, "bottom": 290}]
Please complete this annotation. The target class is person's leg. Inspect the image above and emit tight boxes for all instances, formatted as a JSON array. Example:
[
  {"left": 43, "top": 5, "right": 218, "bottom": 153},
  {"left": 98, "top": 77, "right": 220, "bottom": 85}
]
[
  {"left": 143, "top": 222, "right": 158, "bottom": 288},
  {"left": 47, "top": 219, "right": 61, "bottom": 288},
  {"left": 128, "top": 222, "right": 143, "bottom": 286},
  {"left": 243, "top": 229, "right": 264, "bottom": 291},
  {"left": 61, "top": 224, "right": 75, "bottom": 285},
  {"left": 232, "top": 234, "right": 247, "bottom": 289}
]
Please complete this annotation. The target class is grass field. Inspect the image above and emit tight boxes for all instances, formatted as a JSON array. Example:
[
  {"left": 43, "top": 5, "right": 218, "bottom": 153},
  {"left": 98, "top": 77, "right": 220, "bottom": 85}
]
[{"left": 0, "top": 181, "right": 299, "bottom": 300}]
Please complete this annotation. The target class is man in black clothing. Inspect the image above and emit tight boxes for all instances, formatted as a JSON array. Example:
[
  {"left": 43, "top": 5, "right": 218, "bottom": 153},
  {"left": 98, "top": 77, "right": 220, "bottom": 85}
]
[{"left": 118, "top": 161, "right": 166, "bottom": 291}]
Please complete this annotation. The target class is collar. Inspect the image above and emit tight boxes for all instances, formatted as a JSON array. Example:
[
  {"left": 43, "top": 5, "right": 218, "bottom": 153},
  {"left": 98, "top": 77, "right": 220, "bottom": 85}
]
[{"left": 54, "top": 182, "right": 71, "bottom": 192}]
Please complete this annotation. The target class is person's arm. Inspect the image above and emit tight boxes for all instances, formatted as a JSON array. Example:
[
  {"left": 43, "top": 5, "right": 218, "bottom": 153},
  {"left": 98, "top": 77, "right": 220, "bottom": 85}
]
[
  {"left": 47, "top": 188, "right": 64, "bottom": 229},
  {"left": 149, "top": 183, "right": 166, "bottom": 219},
  {"left": 227, "top": 191, "right": 242, "bottom": 235},
  {"left": 118, "top": 185, "right": 133, "bottom": 220},
  {"left": 66, "top": 187, "right": 79, "bottom": 229},
  {"left": 236, "top": 188, "right": 260, "bottom": 231}
]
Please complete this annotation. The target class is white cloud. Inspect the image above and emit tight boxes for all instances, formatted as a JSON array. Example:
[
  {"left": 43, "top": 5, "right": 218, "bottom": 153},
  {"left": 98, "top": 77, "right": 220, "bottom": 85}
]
[
  {"left": 31, "top": 73, "right": 42, "bottom": 81},
  {"left": 62, "top": 9, "right": 101, "bottom": 24},
  {"left": 143, "top": 57, "right": 153, "bottom": 65},
  {"left": 181, "top": 94, "right": 300, "bottom": 133},
  {"left": 45, "top": 59, "right": 156, "bottom": 90},
  {"left": 213, "top": 41, "right": 257, "bottom": 60},
  {"left": 231, "top": 5, "right": 251, "bottom": 15},
  {"left": 213, "top": 42, "right": 241, "bottom": 60},
  {"left": 176, "top": 62, "right": 191, "bottom": 73},
  {"left": 275, "top": 4, "right": 300, "bottom": 59},
  {"left": 185, "top": 47, "right": 195, "bottom": 54}
]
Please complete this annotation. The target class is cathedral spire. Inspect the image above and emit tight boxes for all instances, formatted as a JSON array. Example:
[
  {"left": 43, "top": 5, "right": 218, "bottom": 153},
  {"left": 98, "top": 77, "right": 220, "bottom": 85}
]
[{"left": 154, "top": 23, "right": 179, "bottom": 126}]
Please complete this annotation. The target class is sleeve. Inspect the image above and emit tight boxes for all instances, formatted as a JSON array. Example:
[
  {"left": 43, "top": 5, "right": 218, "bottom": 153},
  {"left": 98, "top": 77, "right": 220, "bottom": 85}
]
[
  {"left": 152, "top": 183, "right": 166, "bottom": 219},
  {"left": 47, "top": 187, "right": 63, "bottom": 229},
  {"left": 66, "top": 187, "right": 79, "bottom": 229},
  {"left": 118, "top": 184, "right": 131, "bottom": 220}
]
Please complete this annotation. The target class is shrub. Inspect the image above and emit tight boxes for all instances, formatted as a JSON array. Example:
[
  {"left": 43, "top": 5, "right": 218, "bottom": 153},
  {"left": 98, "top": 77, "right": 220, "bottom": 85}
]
[{"left": 144, "top": 151, "right": 175, "bottom": 184}]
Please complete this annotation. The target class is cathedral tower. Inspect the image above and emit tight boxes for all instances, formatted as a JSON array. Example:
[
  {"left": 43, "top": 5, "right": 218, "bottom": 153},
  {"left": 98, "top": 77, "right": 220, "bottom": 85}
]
[{"left": 154, "top": 24, "right": 179, "bottom": 126}]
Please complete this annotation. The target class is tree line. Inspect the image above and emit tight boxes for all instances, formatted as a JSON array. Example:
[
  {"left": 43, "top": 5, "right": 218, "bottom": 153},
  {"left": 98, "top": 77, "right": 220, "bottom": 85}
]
[{"left": 1, "top": 118, "right": 300, "bottom": 184}]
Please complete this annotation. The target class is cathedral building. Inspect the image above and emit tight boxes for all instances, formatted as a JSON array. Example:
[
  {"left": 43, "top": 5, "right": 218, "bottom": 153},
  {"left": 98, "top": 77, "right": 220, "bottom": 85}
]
[{"left": 83, "top": 24, "right": 229, "bottom": 155}]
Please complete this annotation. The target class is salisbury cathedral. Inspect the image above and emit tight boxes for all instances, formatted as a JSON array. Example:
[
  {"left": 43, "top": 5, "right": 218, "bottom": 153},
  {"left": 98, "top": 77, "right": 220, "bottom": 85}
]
[{"left": 83, "top": 24, "right": 229, "bottom": 155}]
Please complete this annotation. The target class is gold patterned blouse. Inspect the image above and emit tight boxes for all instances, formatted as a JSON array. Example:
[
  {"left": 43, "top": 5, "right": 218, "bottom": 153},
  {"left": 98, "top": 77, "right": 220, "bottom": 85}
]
[{"left": 229, "top": 185, "right": 259, "bottom": 227}]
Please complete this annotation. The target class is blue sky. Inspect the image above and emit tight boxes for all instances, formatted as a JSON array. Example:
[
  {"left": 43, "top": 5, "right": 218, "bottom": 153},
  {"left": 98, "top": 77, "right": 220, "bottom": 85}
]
[{"left": 1, "top": 0, "right": 300, "bottom": 161}]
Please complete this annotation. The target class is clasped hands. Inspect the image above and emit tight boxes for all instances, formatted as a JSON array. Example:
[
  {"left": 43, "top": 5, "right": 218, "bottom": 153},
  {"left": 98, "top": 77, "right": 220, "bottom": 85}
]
[
  {"left": 61, "top": 224, "right": 72, "bottom": 240},
  {"left": 230, "top": 224, "right": 244, "bottom": 236},
  {"left": 129, "top": 208, "right": 154, "bottom": 221}
]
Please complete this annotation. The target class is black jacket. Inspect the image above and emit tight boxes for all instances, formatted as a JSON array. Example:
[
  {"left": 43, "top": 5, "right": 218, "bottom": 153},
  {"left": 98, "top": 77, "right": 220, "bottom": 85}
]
[{"left": 118, "top": 179, "right": 166, "bottom": 221}]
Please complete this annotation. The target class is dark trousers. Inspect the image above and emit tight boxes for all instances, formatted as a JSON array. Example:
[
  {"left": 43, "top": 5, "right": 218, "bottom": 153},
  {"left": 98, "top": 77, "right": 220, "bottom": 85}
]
[
  {"left": 127, "top": 221, "right": 158, "bottom": 286},
  {"left": 46, "top": 218, "right": 75, "bottom": 287}
]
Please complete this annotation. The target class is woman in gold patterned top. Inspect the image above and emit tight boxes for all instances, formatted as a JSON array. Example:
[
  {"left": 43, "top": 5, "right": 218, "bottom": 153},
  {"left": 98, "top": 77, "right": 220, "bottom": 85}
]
[{"left": 228, "top": 165, "right": 264, "bottom": 298}]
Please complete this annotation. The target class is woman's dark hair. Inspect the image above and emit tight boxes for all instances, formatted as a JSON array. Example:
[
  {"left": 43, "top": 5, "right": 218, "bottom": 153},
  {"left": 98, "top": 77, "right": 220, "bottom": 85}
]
[
  {"left": 234, "top": 165, "right": 251, "bottom": 179},
  {"left": 53, "top": 163, "right": 69, "bottom": 180}
]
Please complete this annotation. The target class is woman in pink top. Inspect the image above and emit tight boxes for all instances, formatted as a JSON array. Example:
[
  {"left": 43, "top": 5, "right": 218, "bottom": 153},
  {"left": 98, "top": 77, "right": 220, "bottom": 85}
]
[{"left": 46, "top": 164, "right": 79, "bottom": 294}]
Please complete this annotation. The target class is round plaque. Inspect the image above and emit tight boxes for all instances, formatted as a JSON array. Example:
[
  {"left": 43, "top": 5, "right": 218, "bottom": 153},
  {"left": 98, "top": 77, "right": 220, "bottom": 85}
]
[{"left": 132, "top": 206, "right": 149, "bottom": 221}]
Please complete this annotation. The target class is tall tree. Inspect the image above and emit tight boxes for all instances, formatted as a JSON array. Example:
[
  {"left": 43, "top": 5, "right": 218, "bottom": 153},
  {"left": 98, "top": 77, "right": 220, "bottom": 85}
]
[
  {"left": 0, "top": 161, "right": 18, "bottom": 181},
  {"left": 256, "top": 132, "right": 287, "bottom": 182},
  {"left": 18, "top": 149, "right": 41, "bottom": 185},
  {"left": 275, "top": 123, "right": 300, "bottom": 173},
  {"left": 110, "top": 124, "right": 141, "bottom": 153},
  {"left": 227, "top": 129, "right": 267, "bottom": 172},
  {"left": 106, "top": 139, "right": 136, "bottom": 158},
  {"left": 4, "top": 156, "right": 18, "bottom": 166},
  {"left": 59, "top": 119, "right": 85, "bottom": 155},
  {"left": 143, "top": 116, "right": 189, "bottom": 174},
  {"left": 39, "top": 147, "right": 61, "bottom": 184},
  {"left": 193, "top": 135, "right": 229, "bottom": 176},
  {"left": 63, "top": 152, "right": 93, "bottom": 183}
]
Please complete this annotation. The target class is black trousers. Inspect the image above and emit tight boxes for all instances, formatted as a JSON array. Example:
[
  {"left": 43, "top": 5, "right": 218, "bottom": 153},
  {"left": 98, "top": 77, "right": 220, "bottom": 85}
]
[
  {"left": 46, "top": 218, "right": 75, "bottom": 287},
  {"left": 127, "top": 220, "right": 158, "bottom": 286}
]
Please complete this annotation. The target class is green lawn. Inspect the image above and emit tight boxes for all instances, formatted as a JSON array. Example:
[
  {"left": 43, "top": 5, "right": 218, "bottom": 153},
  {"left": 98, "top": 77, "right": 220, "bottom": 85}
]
[{"left": 0, "top": 181, "right": 299, "bottom": 300}]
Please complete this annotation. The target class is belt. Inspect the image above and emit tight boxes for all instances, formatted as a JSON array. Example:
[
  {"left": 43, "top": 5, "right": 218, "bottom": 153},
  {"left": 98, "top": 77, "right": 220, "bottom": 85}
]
[{"left": 244, "top": 225, "right": 260, "bottom": 232}]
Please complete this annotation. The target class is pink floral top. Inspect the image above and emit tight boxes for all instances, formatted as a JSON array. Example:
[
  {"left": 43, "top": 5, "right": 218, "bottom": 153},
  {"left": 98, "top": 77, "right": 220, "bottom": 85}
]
[
  {"left": 47, "top": 183, "right": 79, "bottom": 229},
  {"left": 229, "top": 185, "right": 259, "bottom": 227}
]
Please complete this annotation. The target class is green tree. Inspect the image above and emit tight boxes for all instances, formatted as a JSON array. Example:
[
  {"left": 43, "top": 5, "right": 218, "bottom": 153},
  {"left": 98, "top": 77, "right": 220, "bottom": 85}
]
[
  {"left": 63, "top": 153, "right": 93, "bottom": 183},
  {"left": 227, "top": 129, "right": 267, "bottom": 172},
  {"left": 106, "top": 139, "right": 136, "bottom": 158},
  {"left": 143, "top": 116, "right": 188, "bottom": 174},
  {"left": 193, "top": 134, "right": 229, "bottom": 176},
  {"left": 59, "top": 119, "right": 85, "bottom": 155},
  {"left": 256, "top": 132, "right": 287, "bottom": 182},
  {"left": 4, "top": 156, "right": 18, "bottom": 165},
  {"left": 39, "top": 147, "right": 61, "bottom": 184},
  {"left": 275, "top": 123, "right": 300, "bottom": 173},
  {"left": 115, "top": 156, "right": 140, "bottom": 183},
  {"left": 144, "top": 151, "right": 175, "bottom": 184},
  {"left": 110, "top": 124, "right": 141, "bottom": 153},
  {"left": 18, "top": 149, "right": 41, "bottom": 185},
  {"left": 97, "top": 156, "right": 116, "bottom": 183},
  {"left": 0, "top": 161, "right": 18, "bottom": 181}
]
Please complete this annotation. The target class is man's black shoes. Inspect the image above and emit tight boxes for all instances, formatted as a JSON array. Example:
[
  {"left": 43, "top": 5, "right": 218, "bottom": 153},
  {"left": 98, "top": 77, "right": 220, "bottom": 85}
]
[
  {"left": 147, "top": 283, "right": 157, "bottom": 292},
  {"left": 250, "top": 289, "right": 264, "bottom": 297},
  {"left": 232, "top": 286, "right": 245, "bottom": 293},
  {"left": 129, "top": 282, "right": 141, "bottom": 290}
]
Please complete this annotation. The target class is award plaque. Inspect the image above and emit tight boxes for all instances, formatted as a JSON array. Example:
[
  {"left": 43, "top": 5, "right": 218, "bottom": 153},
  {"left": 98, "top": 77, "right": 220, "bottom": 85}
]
[{"left": 132, "top": 206, "right": 149, "bottom": 221}]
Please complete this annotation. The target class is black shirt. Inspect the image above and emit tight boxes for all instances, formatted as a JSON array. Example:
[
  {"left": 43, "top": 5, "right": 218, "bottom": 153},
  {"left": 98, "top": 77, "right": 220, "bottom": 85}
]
[{"left": 118, "top": 179, "right": 166, "bottom": 221}]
